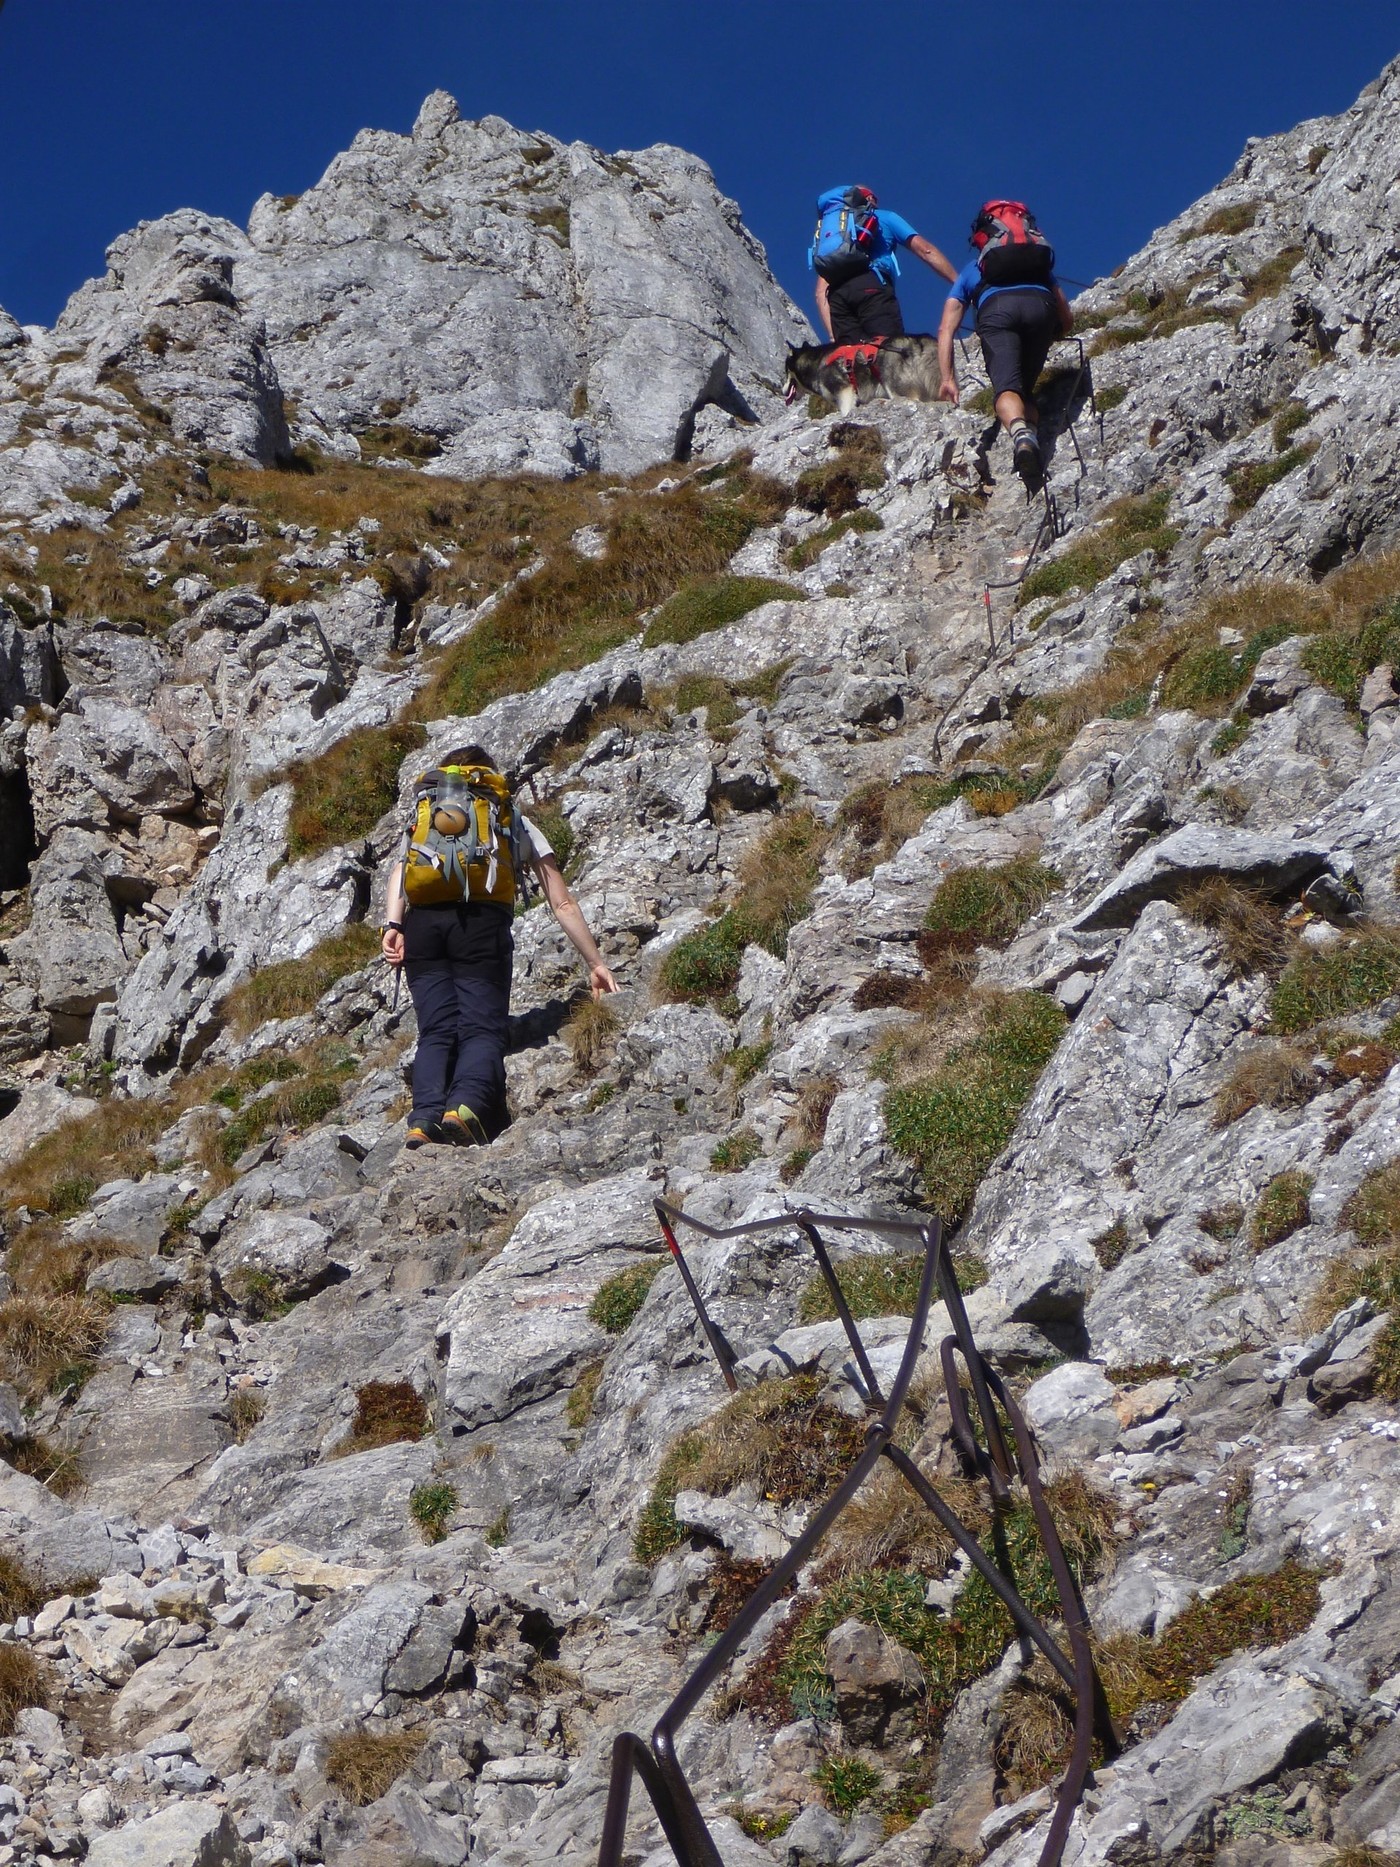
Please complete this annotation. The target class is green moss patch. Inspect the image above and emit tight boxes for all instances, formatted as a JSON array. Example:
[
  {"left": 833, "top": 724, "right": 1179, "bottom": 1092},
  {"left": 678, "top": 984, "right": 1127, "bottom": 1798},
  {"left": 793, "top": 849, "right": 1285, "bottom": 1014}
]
[
  {"left": 589, "top": 1261, "right": 665, "bottom": 1334},
  {"left": 1226, "top": 444, "right": 1318, "bottom": 516},
  {"left": 884, "top": 992, "right": 1067, "bottom": 1222},
  {"left": 642, "top": 575, "right": 804, "bottom": 649},
  {"left": 1270, "top": 928, "right": 1400, "bottom": 1033},
  {"left": 659, "top": 811, "right": 829, "bottom": 1003},
  {"left": 1018, "top": 490, "right": 1179, "bottom": 608}
]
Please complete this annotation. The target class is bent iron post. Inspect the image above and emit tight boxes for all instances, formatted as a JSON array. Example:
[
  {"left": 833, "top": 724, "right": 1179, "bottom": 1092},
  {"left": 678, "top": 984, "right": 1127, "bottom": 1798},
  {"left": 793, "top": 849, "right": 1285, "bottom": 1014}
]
[{"left": 593, "top": 1200, "right": 1118, "bottom": 1867}]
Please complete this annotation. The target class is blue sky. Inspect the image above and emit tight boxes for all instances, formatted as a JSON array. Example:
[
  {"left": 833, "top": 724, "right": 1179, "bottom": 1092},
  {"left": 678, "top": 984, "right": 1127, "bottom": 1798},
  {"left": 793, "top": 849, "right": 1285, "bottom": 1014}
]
[{"left": 1, "top": 1, "right": 1395, "bottom": 335}]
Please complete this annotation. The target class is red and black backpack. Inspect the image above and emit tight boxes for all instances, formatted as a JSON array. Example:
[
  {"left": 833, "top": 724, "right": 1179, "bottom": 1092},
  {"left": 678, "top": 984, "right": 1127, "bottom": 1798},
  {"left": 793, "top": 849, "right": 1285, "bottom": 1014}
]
[{"left": 971, "top": 201, "right": 1055, "bottom": 287}]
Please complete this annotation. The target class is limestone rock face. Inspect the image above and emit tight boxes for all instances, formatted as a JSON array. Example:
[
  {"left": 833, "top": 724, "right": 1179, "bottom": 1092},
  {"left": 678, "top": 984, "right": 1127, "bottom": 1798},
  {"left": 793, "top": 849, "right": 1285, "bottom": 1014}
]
[{"left": 9, "top": 52, "right": 1400, "bottom": 1867}]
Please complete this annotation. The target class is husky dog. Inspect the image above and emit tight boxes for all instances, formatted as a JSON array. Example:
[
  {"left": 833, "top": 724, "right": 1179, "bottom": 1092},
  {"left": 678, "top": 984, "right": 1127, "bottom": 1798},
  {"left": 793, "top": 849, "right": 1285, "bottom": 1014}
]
[{"left": 784, "top": 334, "right": 943, "bottom": 416}]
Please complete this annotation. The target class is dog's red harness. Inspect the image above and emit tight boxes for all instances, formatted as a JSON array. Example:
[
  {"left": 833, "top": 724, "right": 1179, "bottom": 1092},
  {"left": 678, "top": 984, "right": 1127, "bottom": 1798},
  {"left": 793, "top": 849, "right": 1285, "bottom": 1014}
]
[
  {"left": 825, "top": 335, "right": 888, "bottom": 387},
  {"left": 785, "top": 334, "right": 888, "bottom": 403}
]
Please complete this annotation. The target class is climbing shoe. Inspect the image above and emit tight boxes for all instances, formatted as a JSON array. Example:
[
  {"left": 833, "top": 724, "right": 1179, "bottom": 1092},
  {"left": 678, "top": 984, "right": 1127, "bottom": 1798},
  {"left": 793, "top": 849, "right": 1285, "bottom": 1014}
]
[
  {"left": 1013, "top": 431, "right": 1044, "bottom": 493},
  {"left": 405, "top": 1119, "right": 444, "bottom": 1150},
  {"left": 442, "top": 1105, "right": 489, "bottom": 1148}
]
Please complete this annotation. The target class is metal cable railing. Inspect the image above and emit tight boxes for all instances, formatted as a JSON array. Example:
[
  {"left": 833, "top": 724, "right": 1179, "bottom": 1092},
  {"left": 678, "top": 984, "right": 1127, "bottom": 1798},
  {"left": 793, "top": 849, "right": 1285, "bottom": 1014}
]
[{"left": 594, "top": 1201, "right": 1118, "bottom": 1867}]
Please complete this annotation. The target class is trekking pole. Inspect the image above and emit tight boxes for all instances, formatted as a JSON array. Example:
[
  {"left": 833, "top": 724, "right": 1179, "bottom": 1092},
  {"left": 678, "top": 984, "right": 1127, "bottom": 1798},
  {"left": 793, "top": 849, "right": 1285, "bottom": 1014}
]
[{"left": 391, "top": 961, "right": 402, "bottom": 1014}]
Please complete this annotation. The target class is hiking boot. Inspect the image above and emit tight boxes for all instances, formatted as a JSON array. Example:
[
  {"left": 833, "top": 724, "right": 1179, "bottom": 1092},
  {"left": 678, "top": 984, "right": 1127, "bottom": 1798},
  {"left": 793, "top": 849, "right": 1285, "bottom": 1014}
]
[
  {"left": 405, "top": 1118, "right": 445, "bottom": 1150},
  {"left": 1013, "top": 432, "right": 1044, "bottom": 493},
  {"left": 441, "top": 1105, "right": 489, "bottom": 1148}
]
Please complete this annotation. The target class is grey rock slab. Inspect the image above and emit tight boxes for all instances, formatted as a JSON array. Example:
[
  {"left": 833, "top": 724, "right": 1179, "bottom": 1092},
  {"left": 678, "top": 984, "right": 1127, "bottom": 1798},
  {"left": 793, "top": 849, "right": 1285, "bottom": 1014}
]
[
  {"left": 784, "top": 1803, "right": 847, "bottom": 1867},
  {"left": 439, "top": 1165, "right": 664, "bottom": 1430},
  {"left": 1022, "top": 1362, "right": 1120, "bottom": 1459},
  {"left": 84, "top": 1799, "right": 251, "bottom": 1867},
  {"left": 210, "top": 1211, "right": 345, "bottom": 1302},
  {"left": 0, "top": 1079, "right": 98, "bottom": 1169},
  {"left": 1335, "top": 1715, "right": 1400, "bottom": 1848},
  {"left": 1072, "top": 825, "right": 1341, "bottom": 930},
  {"left": 1058, "top": 1659, "right": 1339, "bottom": 1861},
  {"left": 86, "top": 1254, "right": 181, "bottom": 1299}
]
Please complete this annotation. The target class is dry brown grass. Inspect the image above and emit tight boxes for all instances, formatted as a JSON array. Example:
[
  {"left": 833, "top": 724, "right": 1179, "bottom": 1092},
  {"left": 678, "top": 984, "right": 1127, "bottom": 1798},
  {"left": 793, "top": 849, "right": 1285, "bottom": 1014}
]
[
  {"left": 220, "top": 922, "right": 382, "bottom": 1033},
  {"left": 4, "top": 1432, "right": 85, "bottom": 1498},
  {"left": 1177, "top": 879, "right": 1290, "bottom": 977},
  {"left": 1001, "top": 555, "right": 1400, "bottom": 786},
  {"left": 563, "top": 996, "right": 618, "bottom": 1077},
  {"left": 0, "top": 1642, "right": 52, "bottom": 1737},
  {"left": 415, "top": 458, "right": 789, "bottom": 719},
  {"left": 230, "top": 1389, "right": 266, "bottom": 1443},
  {"left": 4, "top": 1228, "right": 127, "bottom": 1298},
  {"left": 333, "top": 1381, "right": 431, "bottom": 1457},
  {"left": 1213, "top": 1042, "right": 1319, "bottom": 1127},
  {"left": 824, "top": 1463, "right": 985, "bottom": 1578},
  {"left": 0, "top": 1295, "right": 112, "bottom": 1401},
  {"left": 324, "top": 1728, "right": 425, "bottom": 1806},
  {"left": 791, "top": 1075, "right": 840, "bottom": 1152},
  {"left": 0, "top": 1553, "right": 45, "bottom": 1622}
]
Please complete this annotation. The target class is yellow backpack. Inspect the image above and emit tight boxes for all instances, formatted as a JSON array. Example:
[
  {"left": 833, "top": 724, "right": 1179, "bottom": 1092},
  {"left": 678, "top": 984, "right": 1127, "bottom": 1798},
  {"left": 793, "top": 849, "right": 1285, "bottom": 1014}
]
[{"left": 402, "top": 765, "right": 532, "bottom": 908}]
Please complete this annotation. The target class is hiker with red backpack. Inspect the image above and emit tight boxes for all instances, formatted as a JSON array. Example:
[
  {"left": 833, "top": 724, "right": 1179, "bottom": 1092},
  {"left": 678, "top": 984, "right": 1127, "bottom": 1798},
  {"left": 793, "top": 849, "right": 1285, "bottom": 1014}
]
[
  {"left": 809, "top": 185, "right": 957, "bottom": 343},
  {"left": 937, "top": 201, "right": 1074, "bottom": 492},
  {"left": 380, "top": 745, "right": 617, "bottom": 1150}
]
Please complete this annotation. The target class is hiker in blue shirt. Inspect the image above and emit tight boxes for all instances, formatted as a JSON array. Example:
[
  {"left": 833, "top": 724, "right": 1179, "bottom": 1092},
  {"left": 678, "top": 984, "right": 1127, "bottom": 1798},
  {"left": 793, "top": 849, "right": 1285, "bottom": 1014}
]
[
  {"left": 808, "top": 186, "right": 956, "bottom": 344},
  {"left": 937, "top": 201, "right": 1073, "bottom": 492}
]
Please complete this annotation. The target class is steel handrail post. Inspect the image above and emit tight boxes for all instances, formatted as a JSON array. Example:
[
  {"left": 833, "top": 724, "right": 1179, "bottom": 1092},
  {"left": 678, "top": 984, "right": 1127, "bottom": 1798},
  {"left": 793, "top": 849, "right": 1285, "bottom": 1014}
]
[
  {"left": 796, "top": 1217, "right": 885, "bottom": 1405},
  {"left": 655, "top": 1202, "right": 739, "bottom": 1392}
]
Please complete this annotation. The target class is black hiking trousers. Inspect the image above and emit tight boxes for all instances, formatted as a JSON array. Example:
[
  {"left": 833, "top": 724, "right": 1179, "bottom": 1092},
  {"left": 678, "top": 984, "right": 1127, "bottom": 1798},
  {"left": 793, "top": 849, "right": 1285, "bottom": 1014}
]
[
  {"left": 827, "top": 269, "right": 906, "bottom": 343},
  {"left": 976, "top": 288, "right": 1060, "bottom": 401},
  {"left": 404, "top": 901, "right": 513, "bottom": 1134}
]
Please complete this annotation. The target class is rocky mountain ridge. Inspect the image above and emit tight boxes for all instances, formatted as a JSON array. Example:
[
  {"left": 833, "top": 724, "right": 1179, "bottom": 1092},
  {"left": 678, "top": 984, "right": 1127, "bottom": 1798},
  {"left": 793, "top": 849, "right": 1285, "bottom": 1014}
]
[{"left": 1, "top": 58, "right": 1400, "bottom": 1867}]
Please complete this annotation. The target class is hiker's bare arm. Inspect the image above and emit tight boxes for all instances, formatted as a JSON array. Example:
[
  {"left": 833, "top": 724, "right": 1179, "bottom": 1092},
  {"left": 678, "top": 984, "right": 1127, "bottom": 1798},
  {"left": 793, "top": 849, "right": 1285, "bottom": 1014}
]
[
  {"left": 537, "top": 856, "right": 618, "bottom": 999},
  {"left": 381, "top": 863, "right": 406, "bottom": 965},
  {"left": 937, "top": 297, "right": 963, "bottom": 401},
  {"left": 1054, "top": 283, "right": 1074, "bottom": 335},
  {"left": 909, "top": 233, "right": 958, "bottom": 284},
  {"left": 814, "top": 276, "right": 833, "bottom": 341}
]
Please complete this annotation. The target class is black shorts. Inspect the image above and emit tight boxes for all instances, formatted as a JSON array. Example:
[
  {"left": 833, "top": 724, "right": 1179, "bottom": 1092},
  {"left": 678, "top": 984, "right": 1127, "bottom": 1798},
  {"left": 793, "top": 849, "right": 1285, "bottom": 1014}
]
[
  {"left": 826, "top": 270, "right": 905, "bottom": 343},
  {"left": 976, "top": 289, "right": 1060, "bottom": 400}
]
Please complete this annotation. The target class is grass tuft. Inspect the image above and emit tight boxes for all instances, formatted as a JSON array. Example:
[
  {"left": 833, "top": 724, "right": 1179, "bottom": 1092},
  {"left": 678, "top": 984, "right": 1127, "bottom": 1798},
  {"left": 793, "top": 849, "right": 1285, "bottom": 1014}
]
[
  {"left": 325, "top": 1728, "right": 425, "bottom": 1807},
  {"left": 710, "top": 1129, "right": 762, "bottom": 1173},
  {"left": 588, "top": 1261, "right": 665, "bottom": 1335},
  {"left": 1177, "top": 879, "right": 1289, "bottom": 977},
  {"left": 1017, "top": 491, "right": 1178, "bottom": 608},
  {"left": 336, "top": 1381, "right": 431, "bottom": 1456},
  {"left": 0, "top": 1295, "right": 111, "bottom": 1402},
  {"left": 409, "top": 1480, "right": 458, "bottom": 1545},
  {"left": 815, "top": 1757, "right": 882, "bottom": 1813},
  {"left": 1250, "top": 1170, "right": 1313, "bottom": 1250},
  {"left": 641, "top": 575, "right": 803, "bottom": 649},
  {"left": 884, "top": 992, "right": 1067, "bottom": 1222},
  {"left": 0, "top": 1553, "right": 46, "bottom": 1623},
  {"left": 221, "top": 922, "right": 381, "bottom": 1033},
  {"left": 563, "top": 997, "right": 618, "bottom": 1077},
  {"left": 566, "top": 1360, "right": 605, "bottom": 1430},
  {"left": 1309, "top": 1160, "right": 1400, "bottom": 1396},
  {"left": 417, "top": 461, "right": 790, "bottom": 720},
  {"left": 282, "top": 721, "right": 427, "bottom": 862},
  {"left": 1226, "top": 444, "right": 1318, "bottom": 516},
  {"left": 1270, "top": 927, "right": 1400, "bottom": 1034},
  {"left": 634, "top": 1374, "right": 866, "bottom": 1564},
  {"left": 921, "top": 858, "right": 1061, "bottom": 953},
  {"left": 659, "top": 811, "right": 829, "bottom": 1004},
  {"left": 0, "top": 1642, "right": 52, "bottom": 1738},
  {"left": 1213, "top": 1043, "right": 1318, "bottom": 1126}
]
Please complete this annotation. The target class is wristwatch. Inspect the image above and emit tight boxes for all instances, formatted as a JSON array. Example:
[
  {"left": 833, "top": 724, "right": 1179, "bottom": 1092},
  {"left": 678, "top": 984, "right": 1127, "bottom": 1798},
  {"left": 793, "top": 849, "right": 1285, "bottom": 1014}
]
[{"left": 383, "top": 920, "right": 405, "bottom": 933}]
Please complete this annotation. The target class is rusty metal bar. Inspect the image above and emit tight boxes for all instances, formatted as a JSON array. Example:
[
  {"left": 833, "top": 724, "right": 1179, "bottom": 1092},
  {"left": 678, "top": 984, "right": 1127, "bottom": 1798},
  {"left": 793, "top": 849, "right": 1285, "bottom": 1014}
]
[{"left": 594, "top": 1201, "right": 1112, "bottom": 1867}]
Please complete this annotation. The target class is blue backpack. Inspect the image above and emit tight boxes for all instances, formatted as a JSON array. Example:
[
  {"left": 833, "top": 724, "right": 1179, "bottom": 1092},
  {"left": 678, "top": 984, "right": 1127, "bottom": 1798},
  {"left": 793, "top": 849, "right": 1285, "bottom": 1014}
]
[{"left": 811, "top": 186, "right": 881, "bottom": 286}]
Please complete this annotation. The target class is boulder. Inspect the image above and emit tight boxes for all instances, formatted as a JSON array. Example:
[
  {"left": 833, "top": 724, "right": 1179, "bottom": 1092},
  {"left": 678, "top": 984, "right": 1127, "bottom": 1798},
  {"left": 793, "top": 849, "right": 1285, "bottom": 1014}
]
[
  {"left": 824, "top": 1616, "right": 925, "bottom": 1746},
  {"left": 1073, "top": 825, "right": 1343, "bottom": 930},
  {"left": 85, "top": 1801, "right": 251, "bottom": 1867}
]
